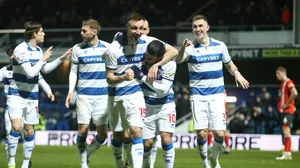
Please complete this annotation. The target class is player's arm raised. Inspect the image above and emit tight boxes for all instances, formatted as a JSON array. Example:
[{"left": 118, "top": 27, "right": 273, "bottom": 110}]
[
  {"left": 176, "top": 38, "right": 192, "bottom": 64},
  {"left": 41, "top": 48, "right": 72, "bottom": 74},
  {"left": 147, "top": 43, "right": 178, "bottom": 81},
  {"left": 18, "top": 46, "right": 53, "bottom": 78}
]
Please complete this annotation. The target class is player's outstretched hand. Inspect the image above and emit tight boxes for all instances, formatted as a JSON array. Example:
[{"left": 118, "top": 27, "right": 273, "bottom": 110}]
[
  {"left": 182, "top": 38, "right": 192, "bottom": 47},
  {"left": 147, "top": 65, "right": 157, "bottom": 82},
  {"left": 41, "top": 46, "right": 53, "bottom": 61},
  {"left": 47, "top": 93, "right": 55, "bottom": 102},
  {"left": 124, "top": 68, "right": 134, "bottom": 81},
  {"left": 60, "top": 48, "right": 72, "bottom": 61},
  {"left": 65, "top": 92, "right": 73, "bottom": 108},
  {"left": 131, "top": 65, "right": 144, "bottom": 80},
  {"left": 235, "top": 72, "right": 249, "bottom": 89}
]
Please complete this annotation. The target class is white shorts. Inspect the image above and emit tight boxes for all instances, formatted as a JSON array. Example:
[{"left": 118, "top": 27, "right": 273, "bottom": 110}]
[
  {"left": 191, "top": 98, "right": 227, "bottom": 131},
  {"left": 76, "top": 97, "right": 108, "bottom": 126},
  {"left": 108, "top": 96, "right": 145, "bottom": 132},
  {"left": 5, "top": 108, "right": 11, "bottom": 135},
  {"left": 142, "top": 103, "right": 176, "bottom": 140},
  {"left": 5, "top": 106, "right": 28, "bottom": 140},
  {"left": 7, "top": 96, "right": 39, "bottom": 125}
]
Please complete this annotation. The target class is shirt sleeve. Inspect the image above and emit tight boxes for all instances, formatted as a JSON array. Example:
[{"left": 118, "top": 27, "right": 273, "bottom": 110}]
[
  {"left": 105, "top": 42, "right": 118, "bottom": 70},
  {"left": 141, "top": 62, "right": 176, "bottom": 94},
  {"left": 68, "top": 63, "right": 78, "bottom": 92},
  {"left": 71, "top": 45, "right": 79, "bottom": 64},
  {"left": 38, "top": 74, "right": 52, "bottom": 94},
  {"left": 287, "top": 80, "right": 295, "bottom": 90},
  {"left": 162, "top": 61, "right": 176, "bottom": 81},
  {"left": 0, "top": 67, "right": 6, "bottom": 82},
  {"left": 14, "top": 48, "right": 30, "bottom": 65},
  {"left": 184, "top": 46, "right": 192, "bottom": 62},
  {"left": 41, "top": 58, "right": 62, "bottom": 74},
  {"left": 221, "top": 42, "right": 232, "bottom": 64}
]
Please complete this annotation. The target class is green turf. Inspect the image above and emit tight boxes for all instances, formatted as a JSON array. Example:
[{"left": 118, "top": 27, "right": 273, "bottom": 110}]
[{"left": 0, "top": 145, "right": 298, "bottom": 168}]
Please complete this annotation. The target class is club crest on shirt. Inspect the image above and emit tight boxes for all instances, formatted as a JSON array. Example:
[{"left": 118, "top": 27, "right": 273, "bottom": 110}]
[{"left": 19, "top": 52, "right": 26, "bottom": 62}]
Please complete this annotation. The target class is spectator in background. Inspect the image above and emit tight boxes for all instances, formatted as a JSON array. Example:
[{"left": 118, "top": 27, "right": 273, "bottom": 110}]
[
  {"left": 236, "top": 100, "right": 251, "bottom": 116},
  {"left": 292, "top": 95, "right": 300, "bottom": 134},
  {"left": 252, "top": 106, "right": 264, "bottom": 134},
  {"left": 188, "top": 119, "right": 194, "bottom": 133},
  {"left": 229, "top": 113, "right": 244, "bottom": 133},
  {"left": 243, "top": 114, "right": 255, "bottom": 134},
  {"left": 262, "top": 92, "right": 272, "bottom": 107},
  {"left": 254, "top": 96, "right": 265, "bottom": 110},
  {"left": 246, "top": 91, "right": 256, "bottom": 107},
  {"left": 262, "top": 106, "right": 278, "bottom": 134},
  {"left": 176, "top": 93, "right": 190, "bottom": 119},
  {"left": 258, "top": 87, "right": 270, "bottom": 100},
  {"left": 281, "top": 4, "right": 291, "bottom": 25},
  {"left": 34, "top": 114, "right": 46, "bottom": 131}
]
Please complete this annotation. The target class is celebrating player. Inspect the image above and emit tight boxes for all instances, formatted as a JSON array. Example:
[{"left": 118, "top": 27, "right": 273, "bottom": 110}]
[
  {"left": 1, "top": 44, "right": 55, "bottom": 168},
  {"left": 131, "top": 40, "right": 177, "bottom": 168},
  {"left": 7, "top": 21, "right": 71, "bottom": 168},
  {"left": 120, "top": 18, "right": 152, "bottom": 168},
  {"left": 176, "top": 15, "right": 249, "bottom": 168},
  {"left": 105, "top": 13, "right": 177, "bottom": 168},
  {"left": 64, "top": 19, "right": 110, "bottom": 168}
]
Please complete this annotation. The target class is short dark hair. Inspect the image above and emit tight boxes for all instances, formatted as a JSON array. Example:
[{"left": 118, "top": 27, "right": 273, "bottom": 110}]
[
  {"left": 6, "top": 44, "right": 18, "bottom": 56},
  {"left": 127, "top": 13, "right": 145, "bottom": 22},
  {"left": 276, "top": 66, "right": 287, "bottom": 73},
  {"left": 192, "top": 15, "right": 209, "bottom": 24},
  {"left": 24, "top": 21, "right": 42, "bottom": 41},
  {"left": 147, "top": 40, "right": 165, "bottom": 58}
]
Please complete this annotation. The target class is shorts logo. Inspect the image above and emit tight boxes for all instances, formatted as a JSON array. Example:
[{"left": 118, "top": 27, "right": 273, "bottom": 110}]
[{"left": 283, "top": 117, "right": 288, "bottom": 124}]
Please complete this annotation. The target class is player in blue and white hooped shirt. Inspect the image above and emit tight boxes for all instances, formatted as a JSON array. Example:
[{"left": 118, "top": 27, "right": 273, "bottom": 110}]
[
  {"left": 176, "top": 15, "right": 249, "bottom": 168},
  {"left": 131, "top": 40, "right": 177, "bottom": 168},
  {"left": 7, "top": 21, "right": 72, "bottom": 168},
  {"left": 1, "top": 44, "right": 55, "bottom": 168},
  {"left": 64, "top": 19, "right": 110, "bottom": 168},
  {"left": 105, "top": 13, "right": 178, "bottom": 168}
]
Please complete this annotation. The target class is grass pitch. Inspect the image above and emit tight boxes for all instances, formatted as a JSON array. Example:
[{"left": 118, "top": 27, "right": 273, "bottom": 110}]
[{"left": 0, "top": 145, "right": 298, "bottom": 168}]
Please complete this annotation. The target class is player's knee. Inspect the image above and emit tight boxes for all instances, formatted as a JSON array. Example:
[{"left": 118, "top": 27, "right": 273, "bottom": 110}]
[
  {"left": 78, "top": 124, "right": 89, "bottom": 136},
  {"left": 113, "top": 131, "right": 124, "bottom": 141},
  {"left": 23, "top": 128, "right": 34, "bottom": 136},
  {"left": 143, "top": 139, "right": 153, "bottom": 150},
  {"left": 161, "top": 132, "right": 173, "bottom": 145},
  {"left": 96, "top": 125, "right": 108, "bottom": 139},
  {"left": 213, "top": 130, "right": 225, "bottom": 140},
  {"left": 123, "top": 129, "right": 131, "bottom": 139},
  {"left": 130, "top": 126, "right": 142, "bottom": 138},
  {"left": 196, "top": 129, "right": 208, "bottom": 140},
  {"left": 12, "top": 124, "right": 22, "bottom": 133}
]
